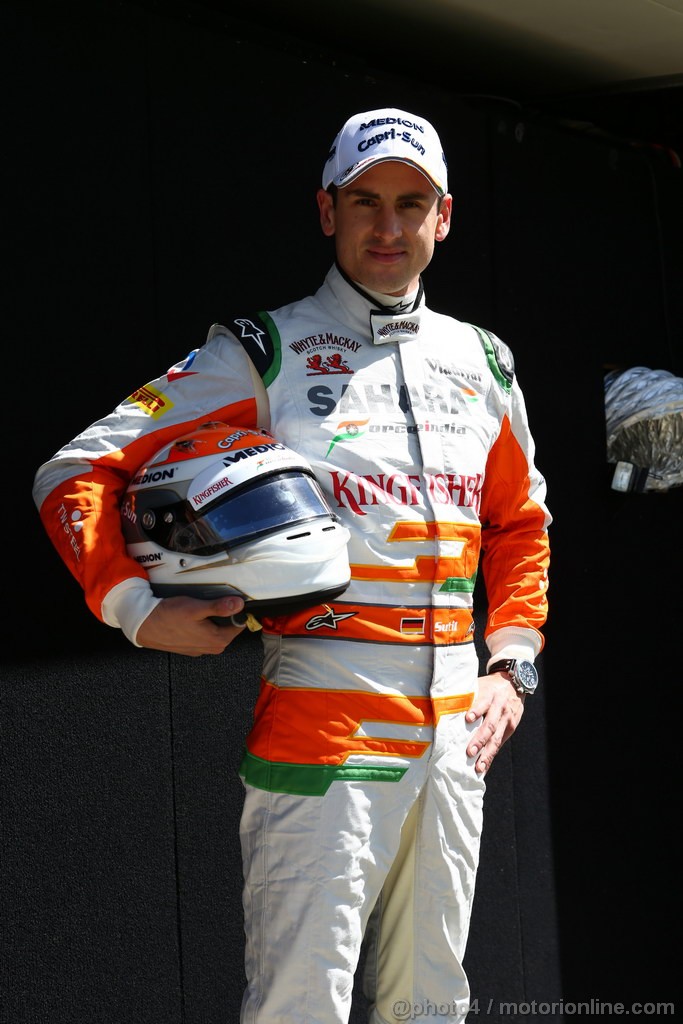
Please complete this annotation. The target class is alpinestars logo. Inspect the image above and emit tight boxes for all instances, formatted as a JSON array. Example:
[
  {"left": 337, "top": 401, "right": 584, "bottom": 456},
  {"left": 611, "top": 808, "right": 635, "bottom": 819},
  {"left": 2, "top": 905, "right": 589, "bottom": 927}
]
[
  {"left": 385, "top": 297, "right": 413, "bottom": 313},
  {"left": 233, "top": 318, "right": 267, "bottom": 354},
  {"left": 305, "top": 607, "right": 357, "bottom": 631}
]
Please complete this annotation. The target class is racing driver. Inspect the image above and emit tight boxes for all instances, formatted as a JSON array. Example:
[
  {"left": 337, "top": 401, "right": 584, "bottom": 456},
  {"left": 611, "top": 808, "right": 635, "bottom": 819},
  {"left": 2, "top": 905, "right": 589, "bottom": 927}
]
[{"left": 33, "top": 106, "right": 552, "bottom": 1024}]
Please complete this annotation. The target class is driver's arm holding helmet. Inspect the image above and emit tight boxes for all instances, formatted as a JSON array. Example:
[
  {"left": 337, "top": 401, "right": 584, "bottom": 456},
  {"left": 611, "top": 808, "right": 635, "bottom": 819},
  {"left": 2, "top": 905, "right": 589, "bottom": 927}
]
[{"left": 32, "top": 337, "right": 282, "bottom": 657}]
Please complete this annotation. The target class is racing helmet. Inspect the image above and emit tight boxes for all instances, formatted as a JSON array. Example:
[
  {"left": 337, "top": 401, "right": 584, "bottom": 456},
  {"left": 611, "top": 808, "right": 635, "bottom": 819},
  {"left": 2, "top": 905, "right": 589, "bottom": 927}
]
[{"left": 121, "top": 423, "right": 351, "bottom": 616}]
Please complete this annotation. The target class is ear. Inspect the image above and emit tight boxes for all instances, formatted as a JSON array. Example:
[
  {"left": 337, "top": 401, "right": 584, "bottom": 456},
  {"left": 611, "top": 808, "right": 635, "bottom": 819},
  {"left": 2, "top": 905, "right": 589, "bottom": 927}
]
[
  {"left": 317, "top": 188, "right": 336, "bottom": 237},
  {"left": 434, "top": 194, "right": 453, "bottom": 243}
]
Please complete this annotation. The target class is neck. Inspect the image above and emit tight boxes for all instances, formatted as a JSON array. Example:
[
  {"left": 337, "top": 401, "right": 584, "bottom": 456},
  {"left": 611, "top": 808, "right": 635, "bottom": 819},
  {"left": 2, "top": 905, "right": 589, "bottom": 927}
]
[{"left": 335, "top": 261, "right": 423, "bottom": 313}]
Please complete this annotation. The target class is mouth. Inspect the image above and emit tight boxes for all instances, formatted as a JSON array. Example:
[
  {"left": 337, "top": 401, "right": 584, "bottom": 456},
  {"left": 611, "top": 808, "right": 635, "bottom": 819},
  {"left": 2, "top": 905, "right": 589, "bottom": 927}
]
[{"left": 367, "top": 248, "right": 405, "bottom": 264}]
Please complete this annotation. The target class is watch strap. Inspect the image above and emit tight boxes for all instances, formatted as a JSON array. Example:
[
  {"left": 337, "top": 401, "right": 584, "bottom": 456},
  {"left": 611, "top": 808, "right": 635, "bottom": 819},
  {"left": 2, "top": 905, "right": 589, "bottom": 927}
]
[
  {"left": 489, "top": 659, "right": 516, "bottom": 675},
  {"left": 489, "top": 657, "right": 538, "bottom": 695}
]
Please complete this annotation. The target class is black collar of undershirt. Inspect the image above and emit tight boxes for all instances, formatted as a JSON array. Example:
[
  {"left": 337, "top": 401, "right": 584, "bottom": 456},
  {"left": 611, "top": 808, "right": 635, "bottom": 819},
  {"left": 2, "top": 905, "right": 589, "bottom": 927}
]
[{"left": 335, "top": 261, "right": 424, "bottom": 315}]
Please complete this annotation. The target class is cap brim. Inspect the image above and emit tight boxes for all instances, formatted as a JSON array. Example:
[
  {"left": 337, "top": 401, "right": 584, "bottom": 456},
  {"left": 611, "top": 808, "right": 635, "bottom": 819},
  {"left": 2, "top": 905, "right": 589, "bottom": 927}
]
[{"left": 330, "top": 155, "right": 446, "bottom": 196}]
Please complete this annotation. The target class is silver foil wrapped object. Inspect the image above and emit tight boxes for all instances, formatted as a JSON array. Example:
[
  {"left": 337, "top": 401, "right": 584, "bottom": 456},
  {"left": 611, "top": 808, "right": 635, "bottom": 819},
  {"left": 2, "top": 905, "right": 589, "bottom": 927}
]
[{"left": 604, "top": 366, "right": 683, "bottom": 492}]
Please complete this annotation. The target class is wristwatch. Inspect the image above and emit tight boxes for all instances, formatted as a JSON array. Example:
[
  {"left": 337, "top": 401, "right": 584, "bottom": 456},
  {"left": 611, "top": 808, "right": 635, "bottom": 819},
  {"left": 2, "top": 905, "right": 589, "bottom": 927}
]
[{"left": 488, "top": 658, "right": 539, "bottom": 695}]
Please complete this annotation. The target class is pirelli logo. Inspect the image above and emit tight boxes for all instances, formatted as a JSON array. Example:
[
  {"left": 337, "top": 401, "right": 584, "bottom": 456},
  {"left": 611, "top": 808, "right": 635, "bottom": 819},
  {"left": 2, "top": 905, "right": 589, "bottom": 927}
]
[{"left": 128, "top": 383, "right": 172, "bottom": 418}]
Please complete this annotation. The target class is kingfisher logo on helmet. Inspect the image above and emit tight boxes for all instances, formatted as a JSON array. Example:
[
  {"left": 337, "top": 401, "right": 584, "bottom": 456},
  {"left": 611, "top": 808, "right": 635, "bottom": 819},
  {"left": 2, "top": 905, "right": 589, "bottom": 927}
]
[{"left": 121, "top": 423, "right": 351, "bottom": 618}]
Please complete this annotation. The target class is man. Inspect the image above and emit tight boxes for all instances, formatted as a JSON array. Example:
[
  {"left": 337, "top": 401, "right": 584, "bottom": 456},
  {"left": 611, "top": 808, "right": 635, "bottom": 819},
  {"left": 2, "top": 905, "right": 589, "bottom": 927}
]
[{"left": 33, "top": 107, "right": 551, "bottom": 1023}]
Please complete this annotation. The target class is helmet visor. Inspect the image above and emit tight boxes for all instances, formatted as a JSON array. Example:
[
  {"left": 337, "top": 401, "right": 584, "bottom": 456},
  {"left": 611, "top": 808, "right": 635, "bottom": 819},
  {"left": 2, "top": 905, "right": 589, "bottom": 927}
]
[{"left": 144, "top": 471, "right": 337, "bottom": 556}]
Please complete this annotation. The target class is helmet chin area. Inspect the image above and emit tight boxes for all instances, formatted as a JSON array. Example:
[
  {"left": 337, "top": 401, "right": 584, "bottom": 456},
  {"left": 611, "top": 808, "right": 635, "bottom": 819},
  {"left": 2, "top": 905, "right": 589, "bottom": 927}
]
[
  {"left": 122, "top": 423, "right": 351, "bottom": 616},
  {"left": 127, "top": 520, "right": 351, "bottom": 615}
]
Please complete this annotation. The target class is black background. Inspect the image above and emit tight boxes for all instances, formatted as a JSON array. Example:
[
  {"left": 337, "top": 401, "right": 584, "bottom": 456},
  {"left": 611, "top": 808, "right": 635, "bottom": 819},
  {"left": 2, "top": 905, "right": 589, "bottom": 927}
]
[{"left": 3, "top": 1, "right": 681, "bottom": 1021}]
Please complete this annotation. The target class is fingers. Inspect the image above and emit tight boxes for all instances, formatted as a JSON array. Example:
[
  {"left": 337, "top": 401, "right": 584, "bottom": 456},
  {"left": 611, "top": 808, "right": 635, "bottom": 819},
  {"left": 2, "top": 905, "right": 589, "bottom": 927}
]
[
  {"left": 136, "top": 594, "right": 247, "bottom": 655},
  {"left": 465, "top": 675, "right": 525, "bottom": 774},
  {"left": 467, "top": 714, "right": 500, "bottom": 774},
  {"left": 469, "top": 723, "right": 504, "bottom": 775},
  {"left": 202, "top": 595, "right": 246, "bottom": 622}
]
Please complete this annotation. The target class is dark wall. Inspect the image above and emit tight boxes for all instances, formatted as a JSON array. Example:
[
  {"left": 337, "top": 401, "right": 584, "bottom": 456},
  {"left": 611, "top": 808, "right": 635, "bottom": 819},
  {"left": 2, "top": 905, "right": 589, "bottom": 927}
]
[
  {"left": 4, "top": 1, "right": 681, "bottom": 1021},
  {"left": 480, "top": 111, "right": 682, "bottom": 1009}
]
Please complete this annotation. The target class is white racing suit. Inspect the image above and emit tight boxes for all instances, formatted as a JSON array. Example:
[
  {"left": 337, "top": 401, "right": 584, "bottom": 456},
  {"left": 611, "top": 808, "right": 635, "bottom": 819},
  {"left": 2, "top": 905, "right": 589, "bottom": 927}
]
[{"left": 33, "top": 263, "right": 551, "bottom": 1024}]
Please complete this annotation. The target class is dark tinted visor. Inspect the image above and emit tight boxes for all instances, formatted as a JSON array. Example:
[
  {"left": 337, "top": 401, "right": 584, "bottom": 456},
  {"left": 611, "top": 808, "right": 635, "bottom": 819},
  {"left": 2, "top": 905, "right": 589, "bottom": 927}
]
[{"left": 144, "top": 471, "right": 335, "bottom": 556}]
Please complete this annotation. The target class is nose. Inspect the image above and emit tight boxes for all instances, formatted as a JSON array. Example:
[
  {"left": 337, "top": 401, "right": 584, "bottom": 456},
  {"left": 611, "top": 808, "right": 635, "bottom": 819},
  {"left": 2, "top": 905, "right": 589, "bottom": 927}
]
[{"left": 372, "top": 205, "right": 402, "bottom": 242}]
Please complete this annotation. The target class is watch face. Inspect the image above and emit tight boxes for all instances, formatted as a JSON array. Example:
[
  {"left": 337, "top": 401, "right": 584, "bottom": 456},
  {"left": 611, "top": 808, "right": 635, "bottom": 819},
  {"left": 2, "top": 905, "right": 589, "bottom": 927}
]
[{"left": 516, "top": 661, "right": 539, "bottom": 693}]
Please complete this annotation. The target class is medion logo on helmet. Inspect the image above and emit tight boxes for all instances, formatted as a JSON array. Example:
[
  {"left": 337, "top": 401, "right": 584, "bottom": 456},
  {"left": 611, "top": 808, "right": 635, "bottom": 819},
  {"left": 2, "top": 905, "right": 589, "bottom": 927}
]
[
  {"left": 221, "top": 442, "right": 287, "bottom": 464},
  {"left": 135, "top": 552, "right": 163, "bottom": 564},
  {"left": 132, "top": 467, "right": 177, "bottom": 486}
]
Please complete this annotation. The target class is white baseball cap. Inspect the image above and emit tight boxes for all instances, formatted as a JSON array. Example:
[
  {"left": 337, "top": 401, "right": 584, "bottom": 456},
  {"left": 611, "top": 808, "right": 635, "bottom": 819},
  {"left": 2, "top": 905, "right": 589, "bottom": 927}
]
[{"left": 322, "top": 107, "right": 448, "bottom": 196}]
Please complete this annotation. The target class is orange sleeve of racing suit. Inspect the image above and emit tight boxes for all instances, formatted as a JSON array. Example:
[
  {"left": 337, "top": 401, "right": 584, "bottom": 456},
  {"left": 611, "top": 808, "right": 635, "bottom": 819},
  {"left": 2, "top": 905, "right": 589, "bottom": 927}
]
[
  {"left": 479, "top": 393, "right": 551, "bottom": 648},
  {"left": 33, "top": 335, "right": 262, "bottom": 622}
]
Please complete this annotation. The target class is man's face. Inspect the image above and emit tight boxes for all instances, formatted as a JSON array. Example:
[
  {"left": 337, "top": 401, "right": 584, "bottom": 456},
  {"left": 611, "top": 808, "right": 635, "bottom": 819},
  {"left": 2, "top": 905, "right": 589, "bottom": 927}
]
[{"left": 317, "top": 161, "right": 452, "bottom": 296}]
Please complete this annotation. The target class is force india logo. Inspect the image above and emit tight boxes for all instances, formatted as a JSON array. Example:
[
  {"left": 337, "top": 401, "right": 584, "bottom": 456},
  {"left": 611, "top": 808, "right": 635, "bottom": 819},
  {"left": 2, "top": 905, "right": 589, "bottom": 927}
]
[{"left": 326, "top": 418, "right": 369, "bottom": 456}]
